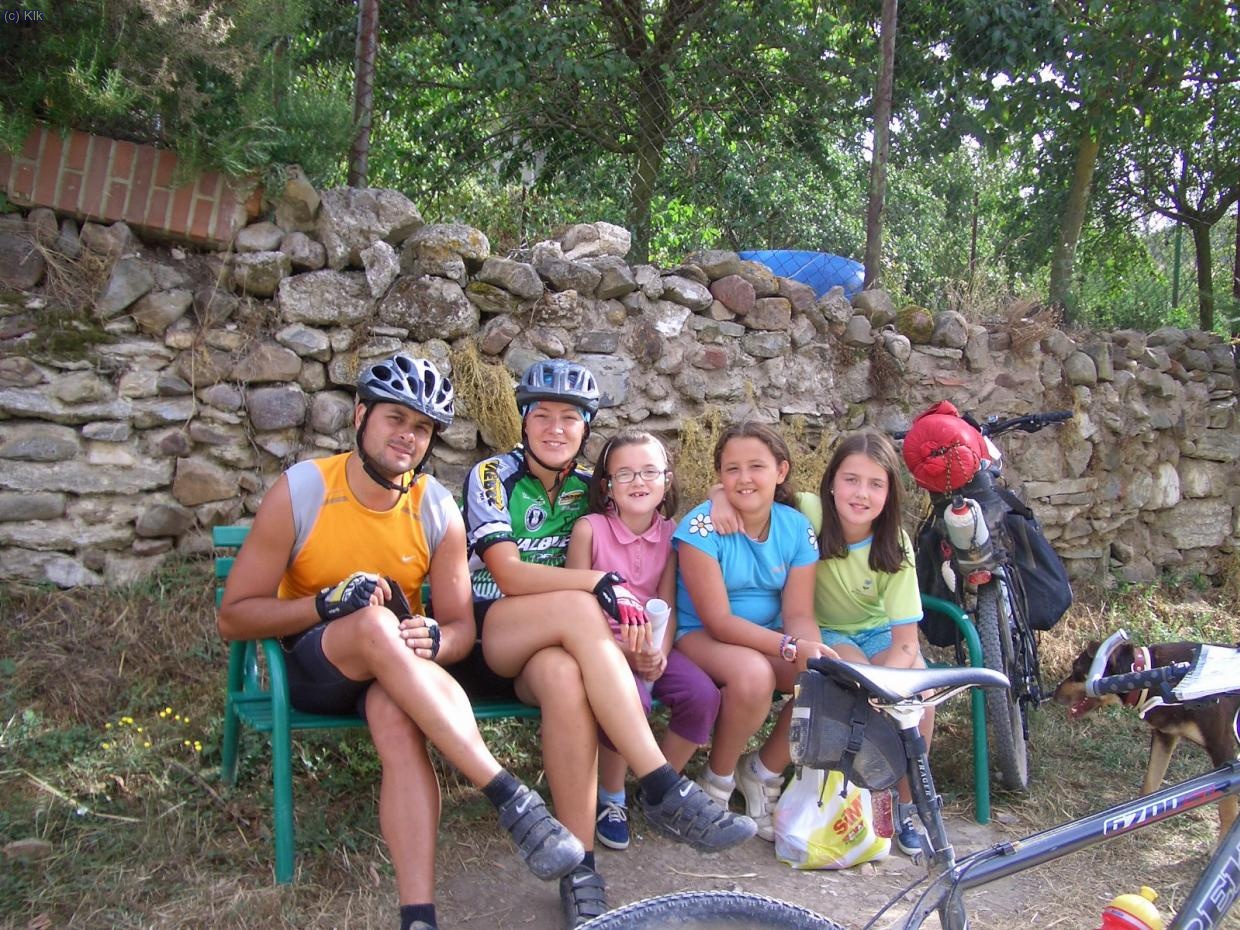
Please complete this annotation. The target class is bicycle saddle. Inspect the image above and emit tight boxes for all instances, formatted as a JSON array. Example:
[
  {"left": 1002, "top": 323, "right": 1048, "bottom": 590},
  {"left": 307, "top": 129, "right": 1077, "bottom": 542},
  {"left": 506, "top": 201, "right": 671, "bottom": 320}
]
[{"left": 807, "top": 657, "right": 1009, "bottom": 703}]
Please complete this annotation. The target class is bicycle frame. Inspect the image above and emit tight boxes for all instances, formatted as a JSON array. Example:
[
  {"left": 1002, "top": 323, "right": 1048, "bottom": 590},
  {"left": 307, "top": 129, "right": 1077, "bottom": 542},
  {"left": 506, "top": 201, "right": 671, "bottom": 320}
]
[{"left": 899, "top": 755, "right": 1240, "bottom": 930}]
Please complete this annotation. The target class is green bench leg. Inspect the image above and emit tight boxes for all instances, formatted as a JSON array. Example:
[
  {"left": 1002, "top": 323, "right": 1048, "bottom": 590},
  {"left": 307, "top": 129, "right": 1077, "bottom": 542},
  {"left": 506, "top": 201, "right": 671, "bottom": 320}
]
[
  {"left": 922, "top": 595, "right": 991, "bottom": 825},
  {"left": 264, "top": 640, "right": 298, "bottom": 884},
  {"left": 219, "top": 641, "right": 246, "bottom": 786}
]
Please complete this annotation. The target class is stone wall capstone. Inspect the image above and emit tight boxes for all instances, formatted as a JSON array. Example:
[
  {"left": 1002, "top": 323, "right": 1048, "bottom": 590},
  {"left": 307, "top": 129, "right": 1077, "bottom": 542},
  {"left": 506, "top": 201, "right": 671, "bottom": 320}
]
[{"left": 0, "top": 193, "right": 1236, "bottom": 588}]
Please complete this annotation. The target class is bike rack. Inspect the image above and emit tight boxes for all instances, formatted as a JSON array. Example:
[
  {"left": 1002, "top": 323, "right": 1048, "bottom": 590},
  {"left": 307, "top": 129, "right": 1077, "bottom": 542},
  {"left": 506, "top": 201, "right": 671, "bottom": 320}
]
[{"left": 922, "top": 594, "right": 991, "bottom": 824}]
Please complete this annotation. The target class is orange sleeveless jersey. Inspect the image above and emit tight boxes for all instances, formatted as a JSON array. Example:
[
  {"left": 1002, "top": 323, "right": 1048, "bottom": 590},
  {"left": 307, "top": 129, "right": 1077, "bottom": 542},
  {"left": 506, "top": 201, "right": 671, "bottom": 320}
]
[{"left": 276, "top": 453, "right": 452, "bottom": 614}]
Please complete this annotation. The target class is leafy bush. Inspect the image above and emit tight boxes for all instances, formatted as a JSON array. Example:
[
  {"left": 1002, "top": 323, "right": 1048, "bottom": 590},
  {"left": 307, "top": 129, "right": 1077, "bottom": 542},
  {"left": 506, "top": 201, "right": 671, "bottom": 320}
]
[{"left": 0, "top": 0, "right": 353, "bottom": 188}]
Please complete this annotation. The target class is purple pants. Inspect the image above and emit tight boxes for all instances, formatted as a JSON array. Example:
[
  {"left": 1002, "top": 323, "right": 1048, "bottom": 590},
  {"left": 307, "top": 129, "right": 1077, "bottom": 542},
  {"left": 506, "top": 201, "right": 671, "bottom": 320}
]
[{"left": 600, "top": 648, "right": 721, "bottom": 750}]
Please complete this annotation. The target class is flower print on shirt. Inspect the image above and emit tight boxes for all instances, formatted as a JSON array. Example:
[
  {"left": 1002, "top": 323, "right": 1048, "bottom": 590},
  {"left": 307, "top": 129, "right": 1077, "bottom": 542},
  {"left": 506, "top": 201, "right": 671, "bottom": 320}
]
[{"left": 688, "top": 513, "right": 714, "bottom": 537}]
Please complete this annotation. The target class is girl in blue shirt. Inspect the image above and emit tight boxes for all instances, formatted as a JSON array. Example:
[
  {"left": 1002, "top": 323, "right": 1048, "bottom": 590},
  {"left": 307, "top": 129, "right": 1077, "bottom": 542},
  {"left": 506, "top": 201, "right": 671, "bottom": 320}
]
[{"left": 674, "top": 421, "right": 837, "bottom": 842}]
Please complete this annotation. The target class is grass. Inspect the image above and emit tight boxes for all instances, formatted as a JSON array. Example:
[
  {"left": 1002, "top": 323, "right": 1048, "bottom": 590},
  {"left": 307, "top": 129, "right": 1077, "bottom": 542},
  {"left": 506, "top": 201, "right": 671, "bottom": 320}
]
[{"left": 2, "top": 561, "right": 1238, "bottom": 928}]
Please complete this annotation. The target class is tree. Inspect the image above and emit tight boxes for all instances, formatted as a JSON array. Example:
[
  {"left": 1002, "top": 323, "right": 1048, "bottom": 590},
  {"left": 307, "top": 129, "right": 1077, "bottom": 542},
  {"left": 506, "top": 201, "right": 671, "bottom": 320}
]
[
  {"left": 1101, "top": 2, "right": 1240, "bottom": 331},
  {"left": 371, "top": 0, "right": 875, "bottom": 261},
  {"left": 348, "top": 0, "right": 379, "bottom": 186}
]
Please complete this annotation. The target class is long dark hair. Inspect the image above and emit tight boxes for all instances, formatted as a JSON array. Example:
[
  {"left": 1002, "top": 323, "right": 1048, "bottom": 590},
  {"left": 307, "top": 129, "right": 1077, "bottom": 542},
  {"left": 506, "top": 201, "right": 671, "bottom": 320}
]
[
  {"left": 587, "top": 430, "right": 679, "bottom": 518},
  {"left": 817, "top": 431, "right": 907, "bottom": 573},
  {"left": 713, "top": 421, "right": 797, "bottom": 507}
]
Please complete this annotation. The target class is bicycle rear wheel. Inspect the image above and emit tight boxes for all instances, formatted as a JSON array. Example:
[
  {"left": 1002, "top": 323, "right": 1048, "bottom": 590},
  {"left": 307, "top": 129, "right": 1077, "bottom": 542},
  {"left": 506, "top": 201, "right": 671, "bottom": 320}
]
[
  {"left": 976, "top": 580, "right": 1029, "bottom": 790},
  {"left": 577, "top": 891, "right": 845, "bottom": 930}
]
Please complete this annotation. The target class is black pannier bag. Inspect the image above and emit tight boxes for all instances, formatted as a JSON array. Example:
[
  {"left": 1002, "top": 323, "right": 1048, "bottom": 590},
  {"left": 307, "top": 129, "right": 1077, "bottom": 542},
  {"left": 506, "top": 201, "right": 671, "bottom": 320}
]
[
  {"left": 914, "top": 517, "right": 963, "bottom": 648},
  {"left": 914, "top": 491, "right": 1072, "bottom": 647},
  {"left": 996, "top": 488, "right": 1073, "bottom": 632}
]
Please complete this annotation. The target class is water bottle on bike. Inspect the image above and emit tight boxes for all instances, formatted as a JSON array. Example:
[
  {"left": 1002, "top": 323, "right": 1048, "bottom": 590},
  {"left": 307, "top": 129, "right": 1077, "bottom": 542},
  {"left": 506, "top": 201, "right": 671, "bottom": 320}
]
[{"left": 1096, "top": 886, "right": 1164, "bottom": 930}]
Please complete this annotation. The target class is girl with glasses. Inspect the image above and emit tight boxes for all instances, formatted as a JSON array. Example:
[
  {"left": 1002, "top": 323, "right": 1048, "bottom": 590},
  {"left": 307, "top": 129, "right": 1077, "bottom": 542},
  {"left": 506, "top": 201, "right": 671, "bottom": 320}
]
[{"left": 566, "top": 430, "right": 722, "bottom": 854}]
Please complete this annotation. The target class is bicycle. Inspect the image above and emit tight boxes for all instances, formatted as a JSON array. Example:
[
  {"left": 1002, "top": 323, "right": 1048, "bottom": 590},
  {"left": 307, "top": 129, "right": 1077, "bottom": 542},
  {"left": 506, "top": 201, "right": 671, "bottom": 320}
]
[
  {"left": 578, "top": 635, "right": 1240, "bottom": 929},
  {"left": 902, "top": 407, "right": 1074, "bottom": 791}
]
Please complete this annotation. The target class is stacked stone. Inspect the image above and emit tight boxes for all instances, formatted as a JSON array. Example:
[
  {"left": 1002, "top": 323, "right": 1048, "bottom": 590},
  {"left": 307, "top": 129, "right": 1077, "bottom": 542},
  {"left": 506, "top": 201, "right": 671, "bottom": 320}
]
[{"left": 0, "top": 184, "right": 1235, "bottom": 587}]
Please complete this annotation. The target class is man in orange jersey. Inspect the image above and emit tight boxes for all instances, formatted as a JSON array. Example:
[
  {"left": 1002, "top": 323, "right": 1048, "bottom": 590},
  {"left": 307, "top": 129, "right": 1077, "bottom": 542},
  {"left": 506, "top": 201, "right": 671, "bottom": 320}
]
[{"left": 219, "top": 353, "right": 582, "bottom": 930}]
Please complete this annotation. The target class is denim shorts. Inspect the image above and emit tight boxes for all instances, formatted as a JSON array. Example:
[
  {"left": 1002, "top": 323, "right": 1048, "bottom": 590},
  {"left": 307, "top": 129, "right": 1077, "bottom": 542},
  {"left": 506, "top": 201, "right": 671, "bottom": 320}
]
[{"left": 819, "top": 625, "right": 893, "bottom": 660}]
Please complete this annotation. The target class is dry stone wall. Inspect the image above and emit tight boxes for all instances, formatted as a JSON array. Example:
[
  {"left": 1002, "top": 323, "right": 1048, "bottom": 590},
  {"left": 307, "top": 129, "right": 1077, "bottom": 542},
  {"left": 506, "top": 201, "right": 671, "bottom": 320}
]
[{"left": 0, "top": 187, "right": 1236, "bottom": 589}]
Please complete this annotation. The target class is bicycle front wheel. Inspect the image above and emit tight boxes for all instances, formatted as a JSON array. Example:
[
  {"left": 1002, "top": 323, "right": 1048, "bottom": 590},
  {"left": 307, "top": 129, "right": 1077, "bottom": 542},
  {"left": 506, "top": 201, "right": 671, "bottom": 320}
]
[
  {"left": 976, "top": 580, "right": 1029, "bottom": 790},
  {"left": 577, "top": 891, "right": 846, "bottom": 930}
]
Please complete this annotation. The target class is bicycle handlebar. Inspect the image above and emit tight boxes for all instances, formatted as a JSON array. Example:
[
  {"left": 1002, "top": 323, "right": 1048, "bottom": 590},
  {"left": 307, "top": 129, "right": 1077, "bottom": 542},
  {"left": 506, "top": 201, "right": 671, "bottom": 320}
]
[
  {"left": 980, "top": 410, "right": 1073, "bottom": 437},
  {"left": 890, "top": 409, "right": 1073, "bottom": 443},
  {"left": 1089, "top": 662, "right": 1191, "bottom": 697}
]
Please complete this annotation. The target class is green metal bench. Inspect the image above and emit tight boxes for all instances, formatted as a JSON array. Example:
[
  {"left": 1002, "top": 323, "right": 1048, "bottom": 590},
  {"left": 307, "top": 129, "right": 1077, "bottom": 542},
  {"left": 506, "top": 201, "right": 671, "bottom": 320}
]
[
  {"left": 215, "top": 526, "right": 991, "bottom": 883},
  {"left": 920, "top": 593, "right": 991, "bottom": 825},
  {"left": 213, "top": 525, "right": 540, "bottom": 884}
]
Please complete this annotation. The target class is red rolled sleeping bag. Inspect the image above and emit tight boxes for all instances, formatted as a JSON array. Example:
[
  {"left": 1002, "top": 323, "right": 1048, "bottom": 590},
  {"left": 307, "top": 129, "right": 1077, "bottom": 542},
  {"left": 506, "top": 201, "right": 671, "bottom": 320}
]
[{"left": 901, "top": 401, "right": 989, "bottom": 493}]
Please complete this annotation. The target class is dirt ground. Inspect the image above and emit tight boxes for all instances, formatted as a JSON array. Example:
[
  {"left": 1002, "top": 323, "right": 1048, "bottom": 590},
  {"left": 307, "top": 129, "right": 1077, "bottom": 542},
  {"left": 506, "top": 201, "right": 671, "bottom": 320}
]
[{"left": 432, "top": 810, "right": 1060, "bottom": 930}]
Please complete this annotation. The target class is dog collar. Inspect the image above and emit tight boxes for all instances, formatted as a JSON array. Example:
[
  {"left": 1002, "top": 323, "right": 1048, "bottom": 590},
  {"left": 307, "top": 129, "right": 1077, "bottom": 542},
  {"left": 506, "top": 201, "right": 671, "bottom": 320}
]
[{"left": 1122, "top": 646, "right": 1153, "bottom": 707}]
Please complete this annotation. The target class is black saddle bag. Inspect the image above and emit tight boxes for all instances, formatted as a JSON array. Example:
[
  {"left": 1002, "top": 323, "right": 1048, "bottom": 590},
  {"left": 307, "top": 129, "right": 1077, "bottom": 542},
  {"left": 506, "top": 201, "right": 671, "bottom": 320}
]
[
  {"left": 997, "top": 488, "right": 1072, "bottom": 632},
  {"left": 914, "top": 517, "right": 963, "bottom": 648}
]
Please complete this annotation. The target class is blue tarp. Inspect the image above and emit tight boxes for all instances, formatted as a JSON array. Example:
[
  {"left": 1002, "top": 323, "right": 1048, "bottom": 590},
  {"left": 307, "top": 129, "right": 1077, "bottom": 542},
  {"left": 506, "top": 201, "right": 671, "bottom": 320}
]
[{"left": 738, "top": 249, "right": 865, "bottom": 299}]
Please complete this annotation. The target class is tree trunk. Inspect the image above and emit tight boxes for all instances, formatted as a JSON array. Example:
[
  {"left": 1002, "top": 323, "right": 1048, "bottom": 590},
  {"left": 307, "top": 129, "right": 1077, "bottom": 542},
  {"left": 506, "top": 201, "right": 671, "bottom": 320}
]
[
  {"left": 863, "top": 0, "right": 898, "bottom": 289},
  {"left": 1232, "top": 199, "right": 1239, "bottom": 336},
  {"left": 1190, "top": 219, "right": 1215, "bottom": 331},
  {"left": 1049, "top": 130, "right": 1101, "bottom": 321},
  {"left": 627, "top": 65, "right": 671, "bottom": 264},
  {"left": 348, "top": 0, "right": 379, "bottom": 188}
]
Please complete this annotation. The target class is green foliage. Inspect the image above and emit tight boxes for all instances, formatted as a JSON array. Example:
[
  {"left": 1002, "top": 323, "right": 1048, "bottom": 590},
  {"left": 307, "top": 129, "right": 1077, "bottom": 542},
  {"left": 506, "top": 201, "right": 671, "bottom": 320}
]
[{"left": 0, "top": 0, "right": 353, "bottom": 187}]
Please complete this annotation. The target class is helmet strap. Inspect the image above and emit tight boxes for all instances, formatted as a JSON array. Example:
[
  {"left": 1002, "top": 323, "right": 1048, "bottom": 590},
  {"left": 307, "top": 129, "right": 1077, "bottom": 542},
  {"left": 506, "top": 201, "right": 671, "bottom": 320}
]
[{"left": 355, "top": 404, "right": 413, "bottom": 497}]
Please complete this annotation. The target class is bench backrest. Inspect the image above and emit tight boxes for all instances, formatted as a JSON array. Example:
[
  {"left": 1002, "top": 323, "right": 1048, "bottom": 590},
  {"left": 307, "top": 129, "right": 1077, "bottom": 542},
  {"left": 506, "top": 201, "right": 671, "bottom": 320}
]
[{"left": 213, "top": 524, "right": 250, "bottom": 607}]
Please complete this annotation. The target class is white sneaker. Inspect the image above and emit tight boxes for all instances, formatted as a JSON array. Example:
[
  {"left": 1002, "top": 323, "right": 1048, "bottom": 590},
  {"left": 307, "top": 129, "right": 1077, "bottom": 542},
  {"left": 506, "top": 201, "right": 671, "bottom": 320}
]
[
  {"left": 735, "top": 751, "right": 783, "bottom": 842},
  {"left": 695, "top": 771, "right": 735, "bottom": 807}
]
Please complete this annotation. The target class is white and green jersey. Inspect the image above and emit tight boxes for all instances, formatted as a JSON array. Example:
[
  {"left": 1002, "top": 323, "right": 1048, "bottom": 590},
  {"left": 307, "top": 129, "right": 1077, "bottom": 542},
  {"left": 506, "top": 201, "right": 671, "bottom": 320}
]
[{"left": 462, "top": 448, "right": 592, "bottom": 601}]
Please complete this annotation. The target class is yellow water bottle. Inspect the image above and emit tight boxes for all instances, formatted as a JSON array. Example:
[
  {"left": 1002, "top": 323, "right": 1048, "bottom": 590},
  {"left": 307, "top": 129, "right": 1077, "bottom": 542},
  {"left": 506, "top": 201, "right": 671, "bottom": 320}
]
[{"left": 1097, "top": 886, "right": 1164, "bottom": 930}]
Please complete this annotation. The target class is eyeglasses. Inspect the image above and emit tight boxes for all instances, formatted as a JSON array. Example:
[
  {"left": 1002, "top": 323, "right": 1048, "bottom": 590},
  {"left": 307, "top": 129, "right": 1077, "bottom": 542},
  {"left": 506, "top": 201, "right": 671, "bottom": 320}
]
[{"left": 609, "top": 467, "right": 669, "bottom": 484}]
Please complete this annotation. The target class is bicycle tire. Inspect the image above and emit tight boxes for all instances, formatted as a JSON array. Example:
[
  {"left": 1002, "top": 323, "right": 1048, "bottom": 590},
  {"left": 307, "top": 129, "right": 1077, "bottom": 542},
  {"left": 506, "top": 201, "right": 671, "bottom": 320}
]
[
  {"left": 976, "top": 581, "right": 1029, "bottom": 790},
  {"left": 576, "top": 891, "right": 846, "bottom": 930}
]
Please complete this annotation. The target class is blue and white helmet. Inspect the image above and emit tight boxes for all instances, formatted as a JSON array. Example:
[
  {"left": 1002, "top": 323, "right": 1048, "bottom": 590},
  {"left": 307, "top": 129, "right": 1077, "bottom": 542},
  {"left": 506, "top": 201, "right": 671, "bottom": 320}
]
[
  {"left": 357, "top": 353, "right": 454, "bottom": 429},
  {"left": 515, "top": 359, "right": 600, "bottom": 421}
]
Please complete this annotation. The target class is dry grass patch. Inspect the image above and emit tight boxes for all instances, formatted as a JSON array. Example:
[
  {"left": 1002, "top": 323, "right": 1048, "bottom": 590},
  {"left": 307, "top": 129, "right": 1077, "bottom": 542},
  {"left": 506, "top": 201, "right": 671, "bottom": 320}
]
[
  {"left": 450, "top": 340, "right": 521, "bottom": 451},
  {"left": 3, "top": 563, "right": 1237, "bottom": 929}
]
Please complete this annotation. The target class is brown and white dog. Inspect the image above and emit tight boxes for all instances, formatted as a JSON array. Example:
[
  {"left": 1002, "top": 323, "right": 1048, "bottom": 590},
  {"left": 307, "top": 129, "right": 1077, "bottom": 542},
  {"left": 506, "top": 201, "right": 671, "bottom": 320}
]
[{"left": 1053, "top": 640, "right": 1239, "bottom": 842}]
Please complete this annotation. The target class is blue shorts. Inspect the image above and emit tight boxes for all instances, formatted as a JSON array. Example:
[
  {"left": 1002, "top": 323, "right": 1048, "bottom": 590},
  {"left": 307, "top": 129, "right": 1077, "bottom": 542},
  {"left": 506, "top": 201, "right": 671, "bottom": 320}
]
[{"left": 819, "top": 625, "right": 893, "bottom": 660}]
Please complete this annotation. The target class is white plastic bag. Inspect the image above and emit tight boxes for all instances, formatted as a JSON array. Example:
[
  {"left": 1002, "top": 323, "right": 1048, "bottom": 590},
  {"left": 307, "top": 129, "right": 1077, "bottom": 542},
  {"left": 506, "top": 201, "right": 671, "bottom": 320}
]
[{"left": 773, "top": 767, "right": 890, "bottom": 869}]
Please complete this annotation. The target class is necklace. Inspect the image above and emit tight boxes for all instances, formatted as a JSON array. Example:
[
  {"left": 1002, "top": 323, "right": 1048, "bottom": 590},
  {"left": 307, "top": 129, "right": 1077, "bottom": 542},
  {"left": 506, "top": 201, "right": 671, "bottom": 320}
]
[{"left": 746, "top": 513, "right": 773, "bottom": 542}]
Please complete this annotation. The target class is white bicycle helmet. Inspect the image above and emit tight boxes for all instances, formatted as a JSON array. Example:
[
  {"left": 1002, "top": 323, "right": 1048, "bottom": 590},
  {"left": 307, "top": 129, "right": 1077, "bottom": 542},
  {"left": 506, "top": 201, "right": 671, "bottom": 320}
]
[
  {"left": 516, "top": 359, "right": 600, "bottom": 421},
  {"left": 357, "top": 353, "right": 454, "bottom": 429}
]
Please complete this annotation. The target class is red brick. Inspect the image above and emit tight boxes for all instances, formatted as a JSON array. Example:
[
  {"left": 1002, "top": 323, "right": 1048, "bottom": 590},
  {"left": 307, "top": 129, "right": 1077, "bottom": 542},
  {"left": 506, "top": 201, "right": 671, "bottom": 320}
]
[
  {"left": 11, "top": 163, "right": 36, "bottom": 202},
  {"left": 147, "top": 188, "right": 170, "bottom": 226},
  {"left": 126, "top": 153, "right": 155, "bottom": 224},
  {"left": 189, "top": 197, "right": 215, "bottom": 240},
  {"left": 169, "top": 184, "right": 194, "bottom": 233},
  {"left": 154, "top": 149, "right": 177, "bottom": 187},
  {"left": 58, "top": 170, "right": 83, "bottom": 213},
  {"left": 20, "top": 126, "right": 43, "bottom": 159},
  {"left": 66, "top": 131, "right": 90, "bottom": 170},
  {"left": 211, "top": 201, "right": 245, "bottom": 244},
  {"left": 81, "top": 137, "right": 111, "bottom": 219},
  {"left": 32, "top": 131, "right": 65, "bottom": 204},
  {"left": 104, "top": 179, "right": 130, "bottom": 220},
  {"left": 195, "top": 170, "right": 222, "bottom": 201},
  {"left": 0, "top": 151, "right": 12, "bottom": 188},
  {"left": 244, "top": 183, "right": 262, "bottom": 217},
  {"left": 112, "top": 141, "right": 137, "bottom": 182}
]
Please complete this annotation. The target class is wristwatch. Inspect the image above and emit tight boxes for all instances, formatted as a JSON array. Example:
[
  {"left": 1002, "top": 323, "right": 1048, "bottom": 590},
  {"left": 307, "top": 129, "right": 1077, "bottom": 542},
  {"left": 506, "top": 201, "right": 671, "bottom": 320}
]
[{"left": 779, "top": 634, "right": 799, "bottom": 662}]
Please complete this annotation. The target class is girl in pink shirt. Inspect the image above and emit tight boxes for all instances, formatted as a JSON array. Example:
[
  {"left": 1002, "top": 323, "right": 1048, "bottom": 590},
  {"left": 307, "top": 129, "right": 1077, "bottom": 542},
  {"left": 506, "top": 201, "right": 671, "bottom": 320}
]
[{"left": 567, "top": 430, "right": 721, "bottom": 852}]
